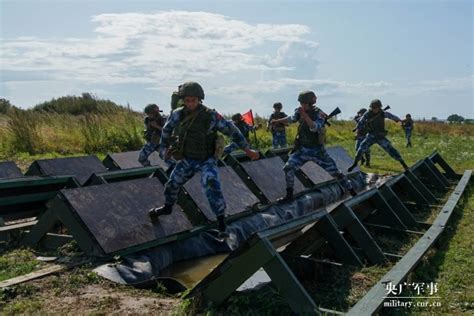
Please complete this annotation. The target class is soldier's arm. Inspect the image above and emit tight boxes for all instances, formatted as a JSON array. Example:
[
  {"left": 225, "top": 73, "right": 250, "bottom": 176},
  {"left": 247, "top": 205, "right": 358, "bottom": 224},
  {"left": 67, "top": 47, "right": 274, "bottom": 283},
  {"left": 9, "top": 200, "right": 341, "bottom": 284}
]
[
  {"left": 355, "top": 112, "right": 369, "bottom": 130},
  {"left": 159, "top": 111, "right": 180, "bottom": 147},
  {"left": 385, "top": 112, "right": 401, "bottom": 122},
  {"left": 212, "top": 112, "right": 250, "bottom": 150},
  {"left": 304, "top": 110, "right": 326, "bottom": 132}
]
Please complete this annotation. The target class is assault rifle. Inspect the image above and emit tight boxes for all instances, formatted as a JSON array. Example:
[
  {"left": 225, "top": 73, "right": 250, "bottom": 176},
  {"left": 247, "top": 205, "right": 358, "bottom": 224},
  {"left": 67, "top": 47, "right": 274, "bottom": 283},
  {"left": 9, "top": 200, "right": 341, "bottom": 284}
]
[
  {"left": 322, "top": 107, "right": 341, "bottom": 127},
  {"left": 352, "top": 105, "right": 390, "bottom": 132}
]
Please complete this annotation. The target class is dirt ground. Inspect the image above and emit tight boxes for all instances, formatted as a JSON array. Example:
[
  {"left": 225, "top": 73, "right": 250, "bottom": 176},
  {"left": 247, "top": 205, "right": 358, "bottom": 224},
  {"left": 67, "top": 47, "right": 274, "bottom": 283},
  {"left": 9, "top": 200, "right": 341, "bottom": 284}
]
[{"left": 1, "top": 267, "right": 181, "bottom": 314}]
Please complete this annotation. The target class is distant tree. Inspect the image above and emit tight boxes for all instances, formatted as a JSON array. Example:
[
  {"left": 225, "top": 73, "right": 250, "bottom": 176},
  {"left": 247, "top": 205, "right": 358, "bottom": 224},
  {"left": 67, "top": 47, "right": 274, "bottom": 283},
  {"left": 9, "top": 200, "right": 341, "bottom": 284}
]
[
  {"left": 431, "top": 117, "right": 437, "bottom": 121},
  {"left": 33, "top": 93, "right": 126, "bottom": 115},
  {"left": 0, "top": 98, "right": 12, "bottom": 114},
  {"left": 447, "top": 114, "right": 465, "bottom": 123}
]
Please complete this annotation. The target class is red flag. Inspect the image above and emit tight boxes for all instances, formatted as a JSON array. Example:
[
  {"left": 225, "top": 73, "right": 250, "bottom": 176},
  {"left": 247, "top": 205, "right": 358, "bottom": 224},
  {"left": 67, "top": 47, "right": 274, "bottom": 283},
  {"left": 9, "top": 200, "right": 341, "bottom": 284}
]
[{"left": 241, "top": 109, "right": 254, "bottom": 126}]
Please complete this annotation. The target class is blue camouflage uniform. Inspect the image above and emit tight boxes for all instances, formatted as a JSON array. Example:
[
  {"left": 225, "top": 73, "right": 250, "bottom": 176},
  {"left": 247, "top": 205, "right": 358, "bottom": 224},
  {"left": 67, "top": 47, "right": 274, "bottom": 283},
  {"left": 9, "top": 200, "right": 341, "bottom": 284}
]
[
  {"left": 283, "top": 108, "right": 353, "bottom": 191},
  {"left": 354, "top": 111, "right": 403, "bottom": 162},
  {"left": 402, "top": 118, "right": 413, "bottom": 147},
  {"left": 160, "top": 105, "right": 250, "bottom": 218},
  {"left": 223, "top": 120, "right": 254, "bottom": 155},
  {"left": 269, "top": 111, "right": 288, "bottom": 148},
  {"left": 354, "top": 115, "right": 370, "bottom": 164},
  {"left": 138, "top": 115, "right": 176, "bottom": 169}
]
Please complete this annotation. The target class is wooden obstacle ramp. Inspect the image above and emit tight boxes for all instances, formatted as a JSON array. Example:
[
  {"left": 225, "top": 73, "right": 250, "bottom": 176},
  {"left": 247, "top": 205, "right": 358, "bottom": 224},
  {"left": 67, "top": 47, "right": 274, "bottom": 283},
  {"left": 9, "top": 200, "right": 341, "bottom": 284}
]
[
  {"left": 102, "top": 151, "right": 169, "bottom": 171},
  {"left": 0, "top": 161, "right": 23, "bottom": 179},
  {"left": 25, "top": 156, "right": 107, "bottom": 186},
  {"left": 23, "top": 177, "right": 193, "bottom": 256}
]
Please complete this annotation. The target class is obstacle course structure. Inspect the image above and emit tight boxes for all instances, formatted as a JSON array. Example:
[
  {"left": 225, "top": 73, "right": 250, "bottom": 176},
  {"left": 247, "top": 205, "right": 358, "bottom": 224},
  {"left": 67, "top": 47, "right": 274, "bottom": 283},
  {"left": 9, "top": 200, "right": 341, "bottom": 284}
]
[{"left": 1, "top": 149, "right": 471, "bottom": 315}]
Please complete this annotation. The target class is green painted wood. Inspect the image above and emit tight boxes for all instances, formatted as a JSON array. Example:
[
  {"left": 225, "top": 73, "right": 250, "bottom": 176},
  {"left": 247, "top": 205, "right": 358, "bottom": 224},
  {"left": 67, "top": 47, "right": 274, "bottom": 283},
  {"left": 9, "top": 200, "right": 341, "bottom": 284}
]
[
  {"left": 403, "top": 170, "right": 437, "bottom": 204},
  {"left": 0, "top": 192, "right": 59, "bottom": 206},
  {"left": 263, "top": 249, "right": 320, "bottom": 315},
  {"left": 348, "top": 170, "right": 472, "bottom": 316},
  {"left": 341, "top": 205, "right": 387, "bottom": 265},
  {"left": 429, "top": 152, "right": 458, "bottom": 179},
  {"left": 21, "top": 208, "right": 60, "bottom": 247},
  {"left": 379, "top": 185, "right": 419, "bottom": 229},
  {"left": 424, "top": 158, "right": 450, "bottom": 187},
  {"left": 200, "top": 239, "right": 275, "bottom": 305},
  {"left": 371, "top": 192, "right": 407, "bottom": 230},
  {"left": 0, "top": 176, "right": 77, "bottom": 190}
]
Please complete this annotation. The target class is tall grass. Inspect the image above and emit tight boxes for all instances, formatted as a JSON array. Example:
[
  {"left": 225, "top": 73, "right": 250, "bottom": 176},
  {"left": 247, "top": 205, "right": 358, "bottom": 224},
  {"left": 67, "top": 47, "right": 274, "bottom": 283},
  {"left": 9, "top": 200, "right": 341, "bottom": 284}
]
[{"left": 5, "top": 108, "right": 44, "bottom": 155}]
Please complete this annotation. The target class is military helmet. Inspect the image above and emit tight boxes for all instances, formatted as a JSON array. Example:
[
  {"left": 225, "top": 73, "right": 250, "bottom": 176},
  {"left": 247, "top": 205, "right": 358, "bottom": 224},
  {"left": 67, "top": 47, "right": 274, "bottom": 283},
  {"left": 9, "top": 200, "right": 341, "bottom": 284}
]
[
  {"left": 179, "top": 81, "right": 205, "bottom": 99},
  {"left": 298, "top": 91, "right": 316, "bottom": 104},
  {"left": 232, "top": 113, "right": 242, "bottom": 121},
  {"left": 357, "top": 108, "right": 367, "bottom": 115},
  {"left": 144, "top": 103, "right": 159, "bottom": 114},
  {"left": 273, "top": 102, "right": 283, "bottom": 109},
  {"left": 369, "top": 99, "right": 382, "bottom": 109}
]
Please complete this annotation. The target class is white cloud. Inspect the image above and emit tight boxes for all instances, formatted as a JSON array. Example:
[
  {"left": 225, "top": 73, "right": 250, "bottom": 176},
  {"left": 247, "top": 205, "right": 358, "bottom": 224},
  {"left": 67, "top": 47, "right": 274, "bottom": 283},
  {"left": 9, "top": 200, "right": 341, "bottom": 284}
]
[{"left": 1, "top": 11, "right": 317, "bottom": 90}]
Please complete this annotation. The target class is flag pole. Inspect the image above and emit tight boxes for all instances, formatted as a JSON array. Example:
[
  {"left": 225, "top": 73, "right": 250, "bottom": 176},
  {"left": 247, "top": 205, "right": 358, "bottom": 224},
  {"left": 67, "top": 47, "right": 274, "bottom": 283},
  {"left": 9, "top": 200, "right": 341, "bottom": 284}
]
[{"left": 250, "top": 110, "right": 259, "bottom": 149}]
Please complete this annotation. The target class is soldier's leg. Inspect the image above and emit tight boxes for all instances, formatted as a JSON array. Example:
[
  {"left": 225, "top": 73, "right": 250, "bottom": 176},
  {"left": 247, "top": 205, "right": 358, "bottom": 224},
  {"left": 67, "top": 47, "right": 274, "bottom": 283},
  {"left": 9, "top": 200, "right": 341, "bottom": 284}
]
[
  {"left": 377, "top": 137, "right": 408, "bottom": 170},
  {"left": 355, "top": 137, "right": 366, "bottom": 165},
  {"left": 348, "top": 134, "right": 376, "bottom": 171},
  {"left": 223, "top": 142, "right": 239, "bottom": 155},
  {"left": 149, "top": 159, "right": 195, "bottom": 219},
  {"left": 406, "top": 129, "right": 412, "bottom": 147},
  {"left": 311, "top": 146, "right": 356, "bottom": 196},
  {"left": 279, "top": 131, "right": 288, "bottom": 147},
  {"left": 138, "top": 142, "right": 159, "bottom": 166},
  {"left": 280, "top": 149, "right": 306, "bottom": 201},
  {"left": 272, "top": 132, "right": 279, "bottom": 149}
]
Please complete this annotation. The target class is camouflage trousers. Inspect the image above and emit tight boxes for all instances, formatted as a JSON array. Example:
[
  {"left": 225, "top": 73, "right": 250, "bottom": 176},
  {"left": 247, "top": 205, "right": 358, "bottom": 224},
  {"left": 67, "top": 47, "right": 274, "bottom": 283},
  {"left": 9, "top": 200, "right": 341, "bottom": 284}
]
[
  {"left": 355, "top": 136, "right": 371, "bottom": 162},
  {"left": 138, "top": 142, "right": 175, "bottom": 169},
  {"left": 223, "top": 142, "right": 240, "bottom": 155},
  {"left": 356, "top": 134, "right": 403, "bottom": 161},
  {"left": 404, "top": 128, "right": 412, "bottom": 146},
  {"left": 164, "top": 157, "right": 226, "bottom": 217},
  {"left": 284, "top": 145, "right": 353, "bottom": 191},
  {"left": 272, "top": 131, "right": 287, "bottom": 148}
]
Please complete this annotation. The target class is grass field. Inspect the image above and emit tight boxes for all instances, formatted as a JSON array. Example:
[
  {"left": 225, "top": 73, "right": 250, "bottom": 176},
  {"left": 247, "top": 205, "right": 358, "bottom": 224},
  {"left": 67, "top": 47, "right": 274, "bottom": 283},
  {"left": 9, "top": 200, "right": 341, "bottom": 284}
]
[{"left": 0, "top": 111, "right": 473, "bottom": 314}]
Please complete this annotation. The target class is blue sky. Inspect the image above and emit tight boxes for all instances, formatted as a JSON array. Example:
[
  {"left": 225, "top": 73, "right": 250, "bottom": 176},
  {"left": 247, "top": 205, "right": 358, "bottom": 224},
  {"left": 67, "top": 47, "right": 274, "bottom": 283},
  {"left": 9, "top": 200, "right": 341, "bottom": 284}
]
[{"left": 1, "top": 0, "right": 472, "bottom": 119}]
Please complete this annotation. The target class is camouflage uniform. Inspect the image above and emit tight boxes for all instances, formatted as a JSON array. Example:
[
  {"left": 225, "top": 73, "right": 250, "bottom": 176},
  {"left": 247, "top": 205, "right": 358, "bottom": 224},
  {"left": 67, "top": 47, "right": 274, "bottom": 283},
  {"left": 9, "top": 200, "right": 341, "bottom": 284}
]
[
  {"left": 269, "top": 111, "right": 288, "bottom": 148},
  {"left": 138, "top": 109, "right": 175, "bottom": 168},
  {"left": 354, "top": 111, "right": 404, "bottom": 161},
  {"left": 402, "top": 116, "right": 414, "bottom": 147},
  {"left": 160, "top": 105, "right": 249, "bottom": 217},
  {"left": 354, "top": 111, "right": 371, "bottom": 166},
  {"left": 223, "top": 119, "right": 254, "bottom": 155},
  {"left": 283, "top": 103, "right": 354, "bottom": 197}
]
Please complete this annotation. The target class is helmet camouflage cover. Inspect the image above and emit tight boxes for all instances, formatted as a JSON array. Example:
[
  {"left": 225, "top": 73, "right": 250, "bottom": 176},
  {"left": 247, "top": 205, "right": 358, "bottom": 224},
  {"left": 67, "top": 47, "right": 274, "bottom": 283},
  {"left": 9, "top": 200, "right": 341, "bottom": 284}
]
[
  {"left": 369, "top": 99, "right": 382, "bottom": 109},
  {"left": 357, "top": 108, "right": 367, "bottom": 115},
  {"left": 232, "top": 113, "right": 242, "bottom": 121},
  {"left": 179, "top": 82, "right": 205, "bottom": 99},
  {"left": 298, "top": 91, "right": 316, "bottom": 104},
  {"left": 144, "top": 103, "right": 159, "bottom": 114},
  {"left": 273, "top": 102, "right": 283, "bottom": 109}
]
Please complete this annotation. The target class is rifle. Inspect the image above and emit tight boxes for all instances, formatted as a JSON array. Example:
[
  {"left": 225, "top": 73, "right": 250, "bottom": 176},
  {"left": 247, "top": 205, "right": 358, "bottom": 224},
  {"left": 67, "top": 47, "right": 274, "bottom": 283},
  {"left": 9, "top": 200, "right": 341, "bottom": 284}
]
[
  {"left": 322, "top": 107, "right": 341, "bottom": 127},
  {"left": 352, "top": 105, "right": 390, "bottom": 132}
]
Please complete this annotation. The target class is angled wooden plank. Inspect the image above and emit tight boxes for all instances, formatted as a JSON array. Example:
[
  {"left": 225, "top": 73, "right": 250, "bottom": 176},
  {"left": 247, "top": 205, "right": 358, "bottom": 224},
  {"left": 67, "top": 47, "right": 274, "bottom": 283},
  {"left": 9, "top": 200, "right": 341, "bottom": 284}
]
[{"left": 348, "top": 170, "right": 471, "bottom": 316}]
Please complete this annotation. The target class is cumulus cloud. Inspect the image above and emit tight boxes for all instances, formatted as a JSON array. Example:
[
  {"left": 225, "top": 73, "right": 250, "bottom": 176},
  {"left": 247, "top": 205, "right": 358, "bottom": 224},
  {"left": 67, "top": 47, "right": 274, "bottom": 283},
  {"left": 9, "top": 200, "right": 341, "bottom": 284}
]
[{"left": 1, "top": 11, "right": 317, "bottom": 90}]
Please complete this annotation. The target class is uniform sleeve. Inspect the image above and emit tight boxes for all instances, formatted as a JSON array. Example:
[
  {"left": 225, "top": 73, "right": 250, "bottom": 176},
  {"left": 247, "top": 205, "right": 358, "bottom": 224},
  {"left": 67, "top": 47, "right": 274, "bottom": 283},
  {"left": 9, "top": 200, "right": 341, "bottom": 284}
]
[
  {"left": 355, "top": 112, "right": 370, "bottom": 130},
  {"left": 159, "top": 110, "right": 181, "bottom": 147},
  {"left": 211, "top": 112, "right": 250, "bottom": 150},
  {"left": 286, "top": 110, "right": 300, "bottom": 123},
  {"left": 385, "top": 112, "right": 401, "bottom": 122},
  {"left": 309, "top": 111, "right": 326, "bottom": 132}
]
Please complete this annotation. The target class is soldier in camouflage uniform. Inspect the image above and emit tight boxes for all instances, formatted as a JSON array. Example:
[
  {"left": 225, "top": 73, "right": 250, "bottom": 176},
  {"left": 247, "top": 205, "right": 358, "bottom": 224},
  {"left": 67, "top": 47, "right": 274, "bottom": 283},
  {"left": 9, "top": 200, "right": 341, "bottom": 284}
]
[
  {"left": 402, "top": 114, "right": 414, "bottom": 147},
  {"left": 170, "top": 85, "right": 184, "bottom": 112},
  {"left": 271, "top": 91, "right": 357, "bottom": 201},
  {"left": 348, "top": 99, "right": 409, "bottom": 171},
  {"left": 138, "top": 104, "right": 171, "bottom": 168},
  {"left": 267, "top": 102, "right": 288, "bottom": 149},
  {"left": 149, "top": 82, "right": 260, "bottom": 239},
  {"left": 354, "top": 108, "right": 371, "bottom": 167},
  {"left": 223, "top": 113, "right": 255, "bottom": 155}
]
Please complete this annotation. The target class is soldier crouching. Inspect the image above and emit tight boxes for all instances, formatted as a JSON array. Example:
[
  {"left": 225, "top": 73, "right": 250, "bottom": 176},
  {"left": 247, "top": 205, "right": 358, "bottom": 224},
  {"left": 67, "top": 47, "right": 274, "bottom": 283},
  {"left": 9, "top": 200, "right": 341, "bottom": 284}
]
[
  {"left": 271, "top": 90, "right": 357, "bottom": 202},
  {"left": 148, "top": 82, "right": 259, "bottom": 239}
]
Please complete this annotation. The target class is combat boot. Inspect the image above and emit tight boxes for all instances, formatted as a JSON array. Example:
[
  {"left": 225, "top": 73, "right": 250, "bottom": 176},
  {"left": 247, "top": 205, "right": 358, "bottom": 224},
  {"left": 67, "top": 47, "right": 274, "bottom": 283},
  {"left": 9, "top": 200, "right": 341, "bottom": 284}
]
[
  {"left": 360, "top": 156, "right": 366, "bottom": 165},
  {"left": 277, "top": 188, "right": 294, "bottom": 203},
  {"left": 348, "top": 153, "right": 362, "bottom": 172},
  {"left": 400, "top": 160, "right": 409, "bottom": 170},
  {"left": 216, "top": 215, "right": 230, "bottom": 240},
  {"left": 349, "top": 188, "right": 357, "bottom": 197},
  {"left": 149, "top": 204, "right": 173, "bottom": 221}
]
